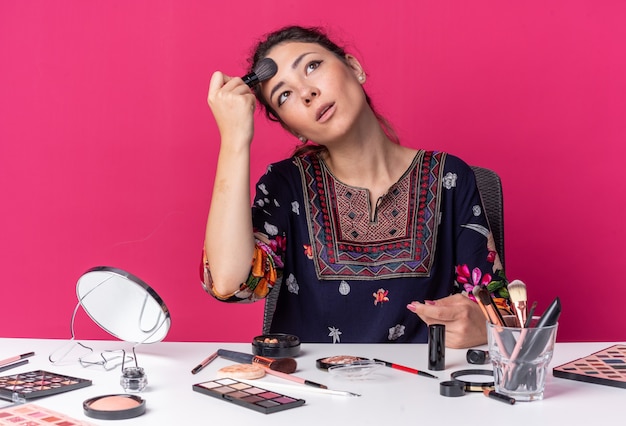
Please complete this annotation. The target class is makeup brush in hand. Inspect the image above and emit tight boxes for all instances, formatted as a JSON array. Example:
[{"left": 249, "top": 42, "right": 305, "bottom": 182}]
[
  {"left": 508, "top": 280, "right": 528, "bottom": 327},
  {"left": 242, "top": 58, "right": 278, "bottom": 87}
]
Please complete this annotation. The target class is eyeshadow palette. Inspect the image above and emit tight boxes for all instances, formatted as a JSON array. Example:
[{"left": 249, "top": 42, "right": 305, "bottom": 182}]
[
  {"left": 193, "top": 378, "right": 305, "bottom": 414},
  {"left": 0, "top": 370, "right": 92, "bottom": 401},
  {"left": 552, "top": 344, "right": 626, "bottom": 389},
  {"left": 0, "top": 403, "right": 96, "bottom": 425}
]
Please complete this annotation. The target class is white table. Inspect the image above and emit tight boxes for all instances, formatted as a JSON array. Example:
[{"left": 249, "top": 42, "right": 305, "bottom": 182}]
[{"left": 0, "top": 338, "right": 622, "bottom": 424}]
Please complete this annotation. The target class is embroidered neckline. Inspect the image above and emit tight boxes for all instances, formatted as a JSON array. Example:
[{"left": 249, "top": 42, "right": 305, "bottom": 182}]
[{"left": 296, "top": 150, "right": 446, "bottom": 280}]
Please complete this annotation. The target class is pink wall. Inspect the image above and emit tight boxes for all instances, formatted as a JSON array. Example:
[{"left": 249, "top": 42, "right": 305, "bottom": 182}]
[{"left": 1, "top": 1, "right": 624, "bottom": 343}]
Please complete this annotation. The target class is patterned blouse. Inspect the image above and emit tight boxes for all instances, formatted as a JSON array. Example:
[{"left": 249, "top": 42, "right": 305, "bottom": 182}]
[{"left": 202, "top": 150, "right": 504, "bottom": 343}]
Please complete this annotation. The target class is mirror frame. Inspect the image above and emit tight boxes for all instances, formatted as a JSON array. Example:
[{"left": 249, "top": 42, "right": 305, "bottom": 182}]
[{"left": 76, "top": 266, "right": 171, "bottom": 344}]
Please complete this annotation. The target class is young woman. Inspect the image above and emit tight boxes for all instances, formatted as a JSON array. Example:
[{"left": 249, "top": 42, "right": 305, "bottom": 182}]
[{"left": 202, "top": 26, "right": 506, "bottom": 347}]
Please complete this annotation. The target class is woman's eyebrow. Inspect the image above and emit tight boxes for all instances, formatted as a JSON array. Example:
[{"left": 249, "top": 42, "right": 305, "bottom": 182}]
[
  {"left": 269, "top": 52, "right": 315, "bottom": 102},
  {"left": 292, "top": 52, "right": 314, "bottom": 69}
]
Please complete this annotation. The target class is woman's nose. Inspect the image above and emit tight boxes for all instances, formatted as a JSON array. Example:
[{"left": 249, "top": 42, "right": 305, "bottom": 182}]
[{"left": 302, "top": 88, "right": 318, "bottom": 104}]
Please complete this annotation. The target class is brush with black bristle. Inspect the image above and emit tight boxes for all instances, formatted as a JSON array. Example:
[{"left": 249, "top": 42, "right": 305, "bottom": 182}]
[
  {"left": 508, "top": 280, "right": 528, "bottom": 328},
  {"left": 242, "top": 58, "right": 278, "bottom": 87},
  {"left": 473, "top": 285, "right": 506, "bottom": 327}
]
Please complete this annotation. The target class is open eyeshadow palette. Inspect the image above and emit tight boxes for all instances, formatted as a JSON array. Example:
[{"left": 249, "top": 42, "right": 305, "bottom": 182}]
[
  {"left": 552, "top": 344, "right": 626, "bottom": 389},
  {"left": 0, "top": 403, "right": 96, "bottom": 425},
  {"left": 193, "top": 378, "right": 305, "bottom": 414},
  {"left": 0, "top": 370, "right": 92, "bottom": 401}
]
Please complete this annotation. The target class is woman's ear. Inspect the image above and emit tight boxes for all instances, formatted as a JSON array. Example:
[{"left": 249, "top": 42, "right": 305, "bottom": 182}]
[{"left": 345, "top": 54, "right": 366, "bottom": 83}]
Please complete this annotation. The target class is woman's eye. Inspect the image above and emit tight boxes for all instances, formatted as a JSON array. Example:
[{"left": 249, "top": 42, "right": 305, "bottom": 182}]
[
  {"left": 277, "top": 91, "right": 291, "bottom": 106},
  {"left": 306, "top": 60, "right": 321, "bottom": 74}
]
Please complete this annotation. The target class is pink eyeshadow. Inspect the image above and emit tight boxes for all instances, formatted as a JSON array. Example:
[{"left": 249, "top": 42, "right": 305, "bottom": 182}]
[
  {"left": 242, "top": 395, "right": 264, "bottom": 403},
  {"left": 258, "top": 391, "right": 280, "bottom": 399}
]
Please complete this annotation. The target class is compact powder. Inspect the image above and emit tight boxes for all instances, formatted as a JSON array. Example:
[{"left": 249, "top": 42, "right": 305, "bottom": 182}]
[
  {"left": 252, "top": 334, "right": 301, "bottom": 358},
  {"left": 83, "top": 394, "right": 146, "bottom": 420},
  {"left": 90, "top": 395, "right": 139, "bottom": 410}
]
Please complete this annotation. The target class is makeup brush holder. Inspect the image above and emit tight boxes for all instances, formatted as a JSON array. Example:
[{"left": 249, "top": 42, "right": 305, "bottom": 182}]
[
  {"left": 121, "top": 367, "right": 148, "bottom": 393},
  {"left": 486, "top": 321, "right": 558, "bottom": 401}
]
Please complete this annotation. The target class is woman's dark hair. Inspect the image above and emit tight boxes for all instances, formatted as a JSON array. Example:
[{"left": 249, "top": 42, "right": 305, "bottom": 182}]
[{"left": 248, "top": 25, "right": 399, "bottom": 156}]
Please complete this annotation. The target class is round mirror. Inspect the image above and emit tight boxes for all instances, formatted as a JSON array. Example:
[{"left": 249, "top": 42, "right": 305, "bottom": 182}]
[{"left": 76, "top": 266, "right": 171, "bottom": 344}]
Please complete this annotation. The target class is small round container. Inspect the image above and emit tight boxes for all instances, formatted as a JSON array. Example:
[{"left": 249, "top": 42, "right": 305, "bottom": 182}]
[
  {"left": 83, "top": 394, "right": 146, "bottom": 420},
  {"left": 316, "top": 355, "right": 369, "bottom": 371},
  {"left": 121, "top": 367, "right": 148, "bottom": 393},
  {"left": 252, "top": 334, "right": 301, "bottom": 358}
]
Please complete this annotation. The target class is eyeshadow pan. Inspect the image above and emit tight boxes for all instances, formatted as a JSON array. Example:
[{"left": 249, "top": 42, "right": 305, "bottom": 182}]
[
  {"left": 226, "top": 390, "right": 249, "bottom": 398},
  {"left": 0, "top": 370, "right": 91, "bottom": 401},
  {"left": 230, "top": 383, "right": 250, "bottom": 390},
  {"left": 193, "top": 378, "right": 305, "bottom": 414},
  {"left": 244, "top": 387, "right": 266, "bottom": 395},
  {"left": 197, "top": 381, "right": 221, "bottom": 389},
  {"left": 212, "top": 386, "right": 234, "bottom": 394}
]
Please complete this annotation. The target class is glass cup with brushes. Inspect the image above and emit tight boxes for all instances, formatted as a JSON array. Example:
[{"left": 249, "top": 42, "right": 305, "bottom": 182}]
[{"left": 484, "top": 280, "right": 561, "bottom": 402}]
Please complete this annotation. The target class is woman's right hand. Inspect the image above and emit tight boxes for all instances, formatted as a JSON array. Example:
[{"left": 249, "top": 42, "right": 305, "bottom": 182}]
[{"left": 207, "top": 71, "right": 256, "bottom": 147}]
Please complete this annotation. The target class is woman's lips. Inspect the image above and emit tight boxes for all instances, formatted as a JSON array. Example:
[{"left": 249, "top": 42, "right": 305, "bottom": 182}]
[{"left": 316, "top": 102, "right": 335, "bottom": 122}]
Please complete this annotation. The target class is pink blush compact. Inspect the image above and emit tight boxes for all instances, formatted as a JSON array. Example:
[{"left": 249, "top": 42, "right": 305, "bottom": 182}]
[{"left": 83, "top": 394, "right": 146, "bottom": 420}]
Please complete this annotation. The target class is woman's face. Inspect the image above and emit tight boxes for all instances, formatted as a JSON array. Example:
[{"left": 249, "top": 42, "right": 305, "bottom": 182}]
[{"left": 260, "top": 42, "right": 367, "bottom": 144}]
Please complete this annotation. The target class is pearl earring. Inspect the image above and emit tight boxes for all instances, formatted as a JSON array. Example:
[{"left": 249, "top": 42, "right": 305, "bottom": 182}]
[
  {"left": 358, "top": 75, "right": 365, "bottom": 82},
  {"left": 298, "top": 135, "right": 307, "bottom": 143}
]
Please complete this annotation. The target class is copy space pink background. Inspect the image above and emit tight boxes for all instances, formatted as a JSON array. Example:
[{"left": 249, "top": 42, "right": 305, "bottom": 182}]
[{"left": 1, "top": 1, "right": 624, "bottom": 343}]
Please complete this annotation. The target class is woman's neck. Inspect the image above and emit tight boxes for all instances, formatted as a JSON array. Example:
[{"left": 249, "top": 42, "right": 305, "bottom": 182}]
[{"left": 321, "top": 136, "right": 417, "bottom": 201}]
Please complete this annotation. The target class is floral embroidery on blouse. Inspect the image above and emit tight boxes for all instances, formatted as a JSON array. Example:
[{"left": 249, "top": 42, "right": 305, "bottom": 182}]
[{"left": 373, "top": 288, "right": 390, "bottom": 306}]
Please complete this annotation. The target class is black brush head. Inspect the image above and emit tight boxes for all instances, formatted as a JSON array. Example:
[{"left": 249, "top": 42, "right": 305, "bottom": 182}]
[
  {"left": 254, "top": 58, "right": 278, "bottom": 82},
  {"left": 242, "top": 58, "right": 278, "bottom": 87}
]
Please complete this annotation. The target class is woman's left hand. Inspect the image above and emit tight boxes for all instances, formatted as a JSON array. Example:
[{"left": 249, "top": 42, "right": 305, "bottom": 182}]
[{"left": 407, "top": 294, "right": 487, "bottom": 349}]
